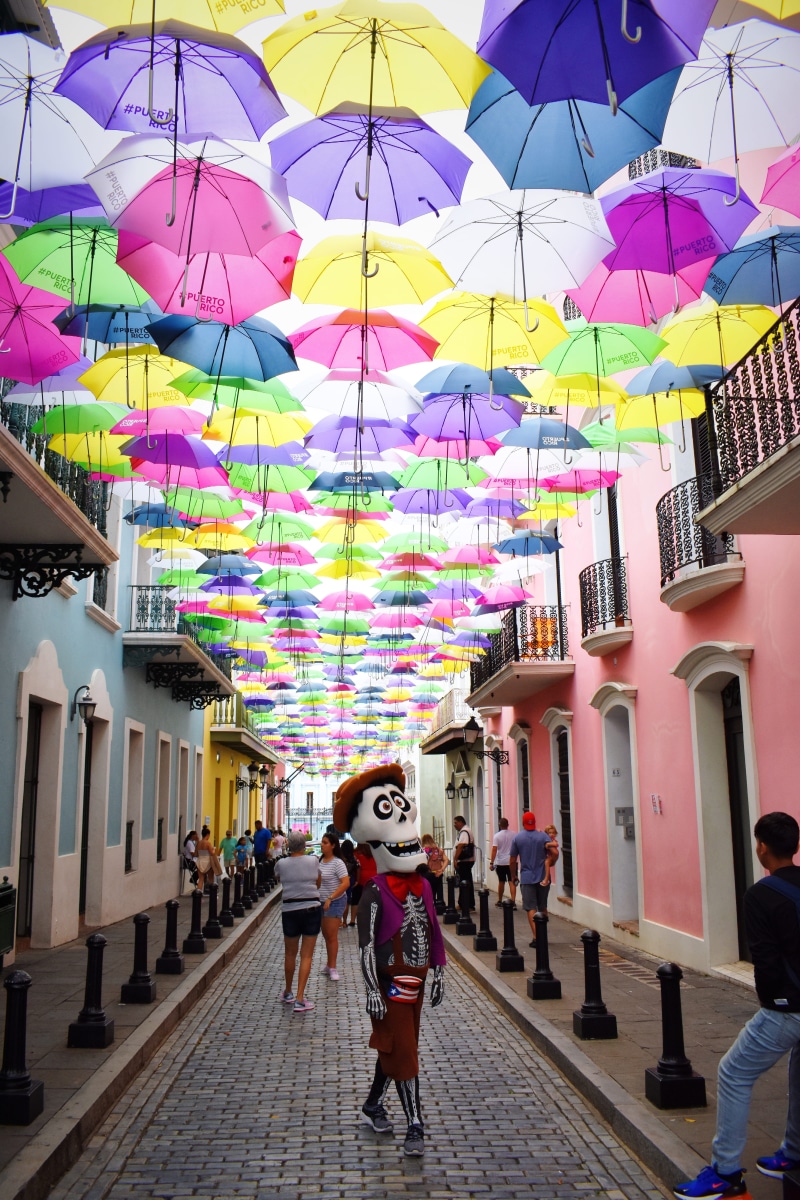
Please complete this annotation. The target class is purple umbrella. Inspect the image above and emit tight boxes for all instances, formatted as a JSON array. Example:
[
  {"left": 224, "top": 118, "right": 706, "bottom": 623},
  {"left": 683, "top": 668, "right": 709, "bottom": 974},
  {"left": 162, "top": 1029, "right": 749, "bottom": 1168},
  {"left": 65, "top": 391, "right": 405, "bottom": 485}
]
[
  {"left": 121, "top": 432, "right": 220, "bottom": 467},
  {"left": 218, "top": 442, "right": 309, "bottom": 466},
  {"left": 269, "top": 103, "right": 472, "bottom": 224},
  {"left": 54, "top": 21, "right": 285, "bottom": 140},
  {"left": 601, "top": 167, "right": 759, "bottom": 276},
  {"left": 0, "top": 183, "right": 102, "bottom": 226},
  {"left": 392, "top": 487, "right": 471, "bottom": 515},
  {"left": 412, "top": 393, "right": 522, "bottom": 441},
  {"left": 304, "top": 416, "right": 415, "bottom": 455},
  {"left": 478, "top": 0, "right": 715, "bottom": 112},
  {"left": 465, "top": 497, "right": 527, "bottom": 518}
]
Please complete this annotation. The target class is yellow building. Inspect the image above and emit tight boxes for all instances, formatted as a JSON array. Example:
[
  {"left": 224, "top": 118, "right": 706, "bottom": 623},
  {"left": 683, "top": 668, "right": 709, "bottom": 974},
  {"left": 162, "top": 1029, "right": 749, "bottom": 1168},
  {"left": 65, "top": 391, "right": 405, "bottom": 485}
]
[{"left": 202, "top": 694, "right": 281, "bottom": 842}]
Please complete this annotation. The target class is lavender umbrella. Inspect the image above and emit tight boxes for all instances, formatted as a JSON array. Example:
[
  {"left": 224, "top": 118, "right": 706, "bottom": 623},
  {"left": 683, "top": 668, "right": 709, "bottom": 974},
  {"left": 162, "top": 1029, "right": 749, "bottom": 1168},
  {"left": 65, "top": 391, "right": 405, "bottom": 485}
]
[
  {"left": 391, "top": 487, "right": 471, "bottom": 515},
  {"left": 0, "top": 183, "right": 101, "bottom": 226},
  {"left": 411, "top": 393, "right": 522, "bottom": 441},
  {"left": 269, "top": 103, "right": 472, "bottom": 224},
  {"left": 54, "top": 21, "right": 285, "bottom": 141},
  {"left": 304, "top": 416, "right": 415, "bottom": 455},
  {"left": 478, "top": 0, "right": 715, "bottom": 112}
]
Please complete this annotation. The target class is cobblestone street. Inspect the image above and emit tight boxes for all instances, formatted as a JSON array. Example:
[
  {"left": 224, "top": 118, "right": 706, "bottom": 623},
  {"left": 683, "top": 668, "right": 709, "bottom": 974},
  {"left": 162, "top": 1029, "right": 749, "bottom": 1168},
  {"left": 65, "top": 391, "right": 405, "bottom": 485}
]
[{"left": 48, "top": 908, "right": 666, "bottom": 1200}]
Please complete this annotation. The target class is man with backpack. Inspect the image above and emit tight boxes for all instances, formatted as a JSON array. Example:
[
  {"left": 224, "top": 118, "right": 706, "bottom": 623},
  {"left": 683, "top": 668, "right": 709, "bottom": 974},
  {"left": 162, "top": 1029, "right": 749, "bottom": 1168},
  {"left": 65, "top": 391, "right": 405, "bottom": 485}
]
[{"left": 675, "top": 811, "right": 800, "bottom": 1198}]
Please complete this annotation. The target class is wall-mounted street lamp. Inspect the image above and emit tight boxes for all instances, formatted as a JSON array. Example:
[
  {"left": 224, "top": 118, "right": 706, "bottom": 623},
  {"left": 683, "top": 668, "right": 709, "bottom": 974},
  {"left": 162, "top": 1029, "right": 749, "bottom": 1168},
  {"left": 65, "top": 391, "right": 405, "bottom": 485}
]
[
  {"left": 70, "top": 684, "right": 96, "bottom": 724},
  {"left": 458, "top": 779, "right": 473, "bottom": 802},
  {"left": 236, "top": 761, "right": 267, "bottom": 793},
  {"left": 445, "top": 781, "right": 456, "bottom": 801}
]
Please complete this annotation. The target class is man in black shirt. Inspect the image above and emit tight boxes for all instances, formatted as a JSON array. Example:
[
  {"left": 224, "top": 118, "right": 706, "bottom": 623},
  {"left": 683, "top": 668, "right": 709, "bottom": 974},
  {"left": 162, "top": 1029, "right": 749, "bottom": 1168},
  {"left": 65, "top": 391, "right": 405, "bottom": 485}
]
[{"left": 675, "top": 812, "right": 800, "bottom": 1198}]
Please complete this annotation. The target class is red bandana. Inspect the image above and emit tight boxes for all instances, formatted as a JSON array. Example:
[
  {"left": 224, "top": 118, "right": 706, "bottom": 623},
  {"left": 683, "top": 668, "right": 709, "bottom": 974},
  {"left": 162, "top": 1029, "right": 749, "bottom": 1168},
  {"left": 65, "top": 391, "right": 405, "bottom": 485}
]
[{"left": 385, "top": 872, "right": 424, "bottom": 903}]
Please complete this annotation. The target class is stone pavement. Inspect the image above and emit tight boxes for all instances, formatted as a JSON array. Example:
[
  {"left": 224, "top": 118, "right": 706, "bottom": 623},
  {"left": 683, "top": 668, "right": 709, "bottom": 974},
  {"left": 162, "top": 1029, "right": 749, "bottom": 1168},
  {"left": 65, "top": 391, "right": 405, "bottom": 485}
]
[
  {"left": 0, "top": 887, "right": 789, "bottom": 1200},
  {"left": 47, "top": 906, "right": 665, "bottom": 1200}
]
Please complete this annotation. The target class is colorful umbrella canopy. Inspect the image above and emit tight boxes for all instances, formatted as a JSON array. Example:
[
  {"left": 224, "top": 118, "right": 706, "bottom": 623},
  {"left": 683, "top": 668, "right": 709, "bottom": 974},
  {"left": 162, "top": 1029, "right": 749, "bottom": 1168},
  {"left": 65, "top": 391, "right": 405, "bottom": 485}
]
[
  {"left": 567, "top": 260, "right": 710, "bottom": 325},
  {"left": 2, "top": 217, "right": 149, "bottom": 306},
  {"left": 289, "top": 310, "right": 436, "bottom": 372},
  {"left": 293, "top": 233, "right": 452, "bottom": 306},
  {"left": 41, "top": 0, "right": 286, "bottom": 31},
  {"left": 0, "top": 256, "right": 81, "bottom": 385},
  {"left": 419, "top": 292, "right": 567, "bottom": 369},
  {"left": 703, "top": 228, "right": 800, "bottom": 308},
  {"left": 762, "top": 143, "right": 800, "bottom": 219},
  {"left": 147, "top": 314, "right": 298, "bottom": 381},
  {"left": 540, "top": 323, "right": 666, "bottom": 377},
  {"left": 658, "top": 302, "right": 776, "bottom": 367}
]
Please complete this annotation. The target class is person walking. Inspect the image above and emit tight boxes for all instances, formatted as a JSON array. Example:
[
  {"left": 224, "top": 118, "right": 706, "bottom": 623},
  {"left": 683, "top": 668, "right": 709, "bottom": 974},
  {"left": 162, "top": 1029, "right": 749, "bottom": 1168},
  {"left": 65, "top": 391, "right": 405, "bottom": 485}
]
[
  {"left": 194, "top": 827, "right": 219, "bottom": 893},
  {"left": 489, "top": 817, "right": 517, "bottom": 908},
  {"left": 421, "top": 833, "right": 448, "bottom": 909},
  {"left": 509, "top": 813, "right": 558, "bottom": 947},
  {"left": 675, "top": 812, "right": 800, "bottom": 1198},
  {"left": 219, "top": 829, "right": 237, "bottom": 878},
  {"left": 319, "top": 833, "right": 350, "bottom": 981},
  {"left": 253, "top": 819, "right": 271, "bottom": 868},
  {"left": 274, "top": 830, "right": 322, "bottom": 1014},
  {"left": 452, "top": 815, "right": 476, "bottom": 911},
  {"left": 182, "top": 830, "right": 198, "bottom": 889},
  {"left": 341, "top": 839, "right": 360, "bottom": 928}
]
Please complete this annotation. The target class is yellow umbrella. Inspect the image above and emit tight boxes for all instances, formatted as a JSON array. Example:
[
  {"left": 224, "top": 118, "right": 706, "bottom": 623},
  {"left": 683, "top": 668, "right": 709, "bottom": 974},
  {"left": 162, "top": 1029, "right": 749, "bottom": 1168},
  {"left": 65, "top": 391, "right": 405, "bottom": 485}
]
[
  {"left": 137, "top": 528, "right": 190, "bottom": 547},
  {"left": 420, "top": 292, "right": 568, "bottom": 369},
  {"left": 80, "top": 345, "right": 188, "bottom": 407},
  {"left": 316, "top": 559, "right": 381, "bottom": 580},
  {"left": 262, "top": 0, "right": 490, "bottom": 115},
  {"left": 204, "top": 411, "right": 312, "bottom": 446},
  {"left": 207, "top": 595, "right": 265, "bottom": 615},
  {"left": 184, "top": 522, "right": 255, "bottom": 550},
  {"left": 316, "top": 518, "right": 388, "bottom": 544},
  {"left": 44, "top": 0, "right": 284, "bottom": 30},
  {"left": 518, "top": 501, "right": 577, "bottom": 520},
  {"left": 293, "top": 233, "right": 452, "bottom": 307},
  {"left": 616, "top": 392, "right": 706, "bottom": 431},
  {"left": 47, "top": 431, "right": 129, "bottom": 469},
  {"left": 527, "top": 371, "right": 629, "bottom": 409},
  {"left": 659, "top": 302, "right": 776, "bottom": 368}
]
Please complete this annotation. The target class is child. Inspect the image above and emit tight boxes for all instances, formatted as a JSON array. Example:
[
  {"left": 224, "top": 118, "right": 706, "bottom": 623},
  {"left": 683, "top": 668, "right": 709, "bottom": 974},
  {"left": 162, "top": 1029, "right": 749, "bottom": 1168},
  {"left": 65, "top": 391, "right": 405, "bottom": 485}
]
[
  {"left": 541, "top": 825, "right": 559, "bottom": 886},
  {"left": 234, "top": 836, "right": 249, "bottom": 875}
]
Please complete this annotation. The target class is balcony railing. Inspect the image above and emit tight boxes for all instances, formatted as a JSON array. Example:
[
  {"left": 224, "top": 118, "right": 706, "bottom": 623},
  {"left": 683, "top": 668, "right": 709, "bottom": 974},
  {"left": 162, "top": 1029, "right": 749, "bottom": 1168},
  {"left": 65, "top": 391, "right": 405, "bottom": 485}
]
[
  {"left": 211, "top": 693, "right": 263, "bottom": 739},
  {"left": 470, "top": 604, "right": 569, "bottom": 693},
  {"left": 656, "top": 475, "right": 737, "bottom": 588},
  {"left": 579, "top": 557, "right": 630, "bottom": 638},
  {"left": 128, "top": 585, "right": 232, "bottom": 679},
  {"left": 710, "top": 297, "right": 800, "bottom": 492},
  {"left": 0, "top": 398, "right": 109, "bottom": 537},
  {"left": 429, "top": 687, "right": 473, "bottom": 735}
]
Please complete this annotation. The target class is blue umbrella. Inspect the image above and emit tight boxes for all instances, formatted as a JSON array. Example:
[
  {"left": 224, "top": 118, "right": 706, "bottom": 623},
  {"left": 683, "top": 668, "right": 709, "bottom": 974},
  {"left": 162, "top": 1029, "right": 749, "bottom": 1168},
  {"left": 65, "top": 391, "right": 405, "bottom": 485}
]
[
  {"left": 373, "top": 589, "right": 431, "bottom": 607},
  {"left": 55, "top": 301, "right": 161, "bottom": 344},
  {"left": 147, "top": 315, "right": 297, "bottom": 382},
  {"left": 499, "top": 417, "right": 591, "bottom": 451},
  {"left": 703, "top": 228, "right": 800, "bottom": 308},
  {"left": 124, "top": 501, "right": 189, "bottom": 526},
  {"left": 466, "top": 68, "right": 681, "bottom": 193},
  {"left": 416, "top": 362, "right": 530, "bottom": 397},
  {"left": 307, "top": 470, "right": 400, "bottom": 492},
  {"left": 197, "top": 554, "right": 261, "bottom": 576},
  {"left": 626, "top": 362, "right": 725, "bottom": 396},
  {"left": 494, "top": 532, "right": 562, "bottom": 555}
]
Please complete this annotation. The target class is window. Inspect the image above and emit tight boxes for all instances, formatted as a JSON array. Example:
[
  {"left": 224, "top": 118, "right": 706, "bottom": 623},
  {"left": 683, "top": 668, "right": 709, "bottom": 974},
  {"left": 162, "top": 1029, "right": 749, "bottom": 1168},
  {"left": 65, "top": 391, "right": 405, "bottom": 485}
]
[
  {"left": 123, "top": 721, "right": 145, "bottom": 874},
  {"left": 306, "top": 790, "right": 314, "bottom": 812}
]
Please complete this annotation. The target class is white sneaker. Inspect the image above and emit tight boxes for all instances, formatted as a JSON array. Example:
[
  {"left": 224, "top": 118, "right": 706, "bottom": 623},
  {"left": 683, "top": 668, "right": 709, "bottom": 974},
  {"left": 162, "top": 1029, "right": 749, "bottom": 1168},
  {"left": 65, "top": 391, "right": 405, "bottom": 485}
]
[
  {"left": 328, "top": 968, "right": 340, "bottom": 981},
  {"left": 320, "top": 965, "right": 330, "bottom": 976}
]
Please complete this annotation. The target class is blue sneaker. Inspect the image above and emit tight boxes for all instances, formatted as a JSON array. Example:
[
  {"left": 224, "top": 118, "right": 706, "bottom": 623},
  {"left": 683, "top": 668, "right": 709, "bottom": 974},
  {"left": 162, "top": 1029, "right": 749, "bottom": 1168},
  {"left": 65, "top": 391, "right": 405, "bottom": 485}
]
[
  {"left": 757, "top": 1152, "right": 800, "bottom": 1179},
  {"left": 673, "top": 1166, "right": 747, "bottom": 1199}
]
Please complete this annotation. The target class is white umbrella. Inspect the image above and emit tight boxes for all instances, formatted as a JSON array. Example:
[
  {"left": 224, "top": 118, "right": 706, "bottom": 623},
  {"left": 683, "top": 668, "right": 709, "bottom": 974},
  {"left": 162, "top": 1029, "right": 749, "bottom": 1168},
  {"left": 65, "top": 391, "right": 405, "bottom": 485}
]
[
  {"left": 661, "top": 20, "right": 800, "bottom": 203},
  {"left": 0, "top": 34, "right": 121, "bottom": 217},
  {"left": 293, "top": 368, "right": 423, "bottom": 420},
  {"left": 428, "top": 190, "right": 615, "bottom": 328}
]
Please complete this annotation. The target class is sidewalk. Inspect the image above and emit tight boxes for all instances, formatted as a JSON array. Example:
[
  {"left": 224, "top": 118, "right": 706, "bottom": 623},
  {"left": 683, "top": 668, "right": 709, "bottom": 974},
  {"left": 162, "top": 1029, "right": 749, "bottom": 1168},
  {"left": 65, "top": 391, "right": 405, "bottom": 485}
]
[{"left": 0, "top": 886, "right": 786, "bottom": 1200}]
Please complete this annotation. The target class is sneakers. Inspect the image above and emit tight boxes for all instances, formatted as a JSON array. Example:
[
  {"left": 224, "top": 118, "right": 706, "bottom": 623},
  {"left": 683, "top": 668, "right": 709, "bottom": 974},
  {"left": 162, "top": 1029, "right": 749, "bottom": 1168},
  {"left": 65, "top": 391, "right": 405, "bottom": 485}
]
[
  {"left": 403, "top": 1124, "right": 425, "bottom": 1157},
  {"left": 529, "top": 939, "right": 537, "bottom": 948},
  {"left": 328, "top": 968, "right": 340, "bottom": 981},
  {"left": 293, "top": 998, "right": 315, "bottom": 1013},
  {"left": 360, "top": 1104, "right": 393, "bottom": 1134},
  {"left": 278, "top": 989, "right": 294, "bottom": 1004},
  {"left": 757, "top": 1152, "right": 800, "bottom": 1178},
  {"left": 320, "top": 965, "right": 330, "bottom": 976},
  {"left": 673, "top": 1166, "right": 747, "bottom": 1198}
]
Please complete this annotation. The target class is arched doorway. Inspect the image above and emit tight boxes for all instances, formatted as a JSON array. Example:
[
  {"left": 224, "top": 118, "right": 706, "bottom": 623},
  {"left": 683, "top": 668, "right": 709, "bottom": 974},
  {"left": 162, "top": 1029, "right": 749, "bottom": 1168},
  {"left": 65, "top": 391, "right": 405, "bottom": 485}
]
[{"left": 590, "top": 684, "right": 641, "bottom": 929}]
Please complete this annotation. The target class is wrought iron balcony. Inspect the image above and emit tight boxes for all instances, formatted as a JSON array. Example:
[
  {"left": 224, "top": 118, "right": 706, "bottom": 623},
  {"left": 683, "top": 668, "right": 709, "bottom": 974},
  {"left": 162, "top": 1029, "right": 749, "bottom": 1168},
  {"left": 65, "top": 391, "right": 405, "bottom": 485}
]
[
  {"left": 578, "top": 557, "right": 633, "bottom": 656},
  {"left": 700, "top": 297, "right": 800, "bottom": 534},
  {"left": 210, "top": 693, "right": 276, "bottom": 763},
  {"left": 656, "top": 475, "right": 743, "bottom": 612},
  {"left": 419, "top": 687, "right": 481, "bottom": 755},
  {"left": 467, "top": 604, "right": 573, "bottom": 708}
]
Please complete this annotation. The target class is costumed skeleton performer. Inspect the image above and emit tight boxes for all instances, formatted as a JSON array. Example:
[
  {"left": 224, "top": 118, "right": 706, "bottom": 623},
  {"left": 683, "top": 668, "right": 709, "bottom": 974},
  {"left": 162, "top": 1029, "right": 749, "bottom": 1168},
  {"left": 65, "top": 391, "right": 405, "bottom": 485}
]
[{"left": 333, "top": 763, "right": 445, "bottom": 1158}]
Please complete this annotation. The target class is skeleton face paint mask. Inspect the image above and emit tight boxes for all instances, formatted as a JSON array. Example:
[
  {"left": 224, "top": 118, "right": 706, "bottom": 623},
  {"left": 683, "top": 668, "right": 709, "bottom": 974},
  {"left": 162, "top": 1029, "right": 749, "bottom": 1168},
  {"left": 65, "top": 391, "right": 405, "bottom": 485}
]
[{"left": 351, "top": 782, "right": 428, "bottom": 874}]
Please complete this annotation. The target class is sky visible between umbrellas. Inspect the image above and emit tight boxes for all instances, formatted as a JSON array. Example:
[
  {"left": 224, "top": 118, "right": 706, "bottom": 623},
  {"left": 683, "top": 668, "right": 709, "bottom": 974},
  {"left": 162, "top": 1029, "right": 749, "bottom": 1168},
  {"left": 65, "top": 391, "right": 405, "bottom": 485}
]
[{"left": 1, "top": 0, "right": 798, "bottom": 780}]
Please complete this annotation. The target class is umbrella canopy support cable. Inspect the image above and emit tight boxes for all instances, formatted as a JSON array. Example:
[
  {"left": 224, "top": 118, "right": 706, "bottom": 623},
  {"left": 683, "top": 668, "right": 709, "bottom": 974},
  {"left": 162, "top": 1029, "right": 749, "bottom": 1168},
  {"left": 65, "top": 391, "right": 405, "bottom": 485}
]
[
  {"left": 148, "top": 0, "right": 175, "bottom": 129},
  {"left": 360, "top": 19, "right": 380, "bottom": 281},
  {"left": 723, "top": 52, "right": 741, "bottom": 206},
  {"left": 180, "top": 159, "right": 205, "bottom": 307},
  {"left": 0, "top": 64, "right": 32, "bottom": 220},
  {"left": 164, "top": 42, "right": 183, "bottom": 225}
]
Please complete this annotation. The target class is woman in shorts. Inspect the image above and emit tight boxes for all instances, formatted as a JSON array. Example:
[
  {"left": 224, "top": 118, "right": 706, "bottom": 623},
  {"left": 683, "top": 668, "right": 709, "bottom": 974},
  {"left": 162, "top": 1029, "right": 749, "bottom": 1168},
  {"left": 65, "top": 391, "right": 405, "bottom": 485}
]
[
  {"left": 274, "top": 831, "right": 322, "bottom": 1014},
  {"left": 318, "top": 833, "right": 350, "bottom": 982}
]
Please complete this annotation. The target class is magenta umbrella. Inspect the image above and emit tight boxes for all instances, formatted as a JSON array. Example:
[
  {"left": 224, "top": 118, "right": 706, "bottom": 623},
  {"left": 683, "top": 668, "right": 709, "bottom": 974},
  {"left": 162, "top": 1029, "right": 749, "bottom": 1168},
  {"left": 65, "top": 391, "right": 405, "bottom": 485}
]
[
  {"left": 117, "top": 229, "right": 301, "bottom": 323},
  {"left": 289, "top": 308, "right": 437, "bottom": 371},
  {"left": 110, "top": 407, "right": 207, "bottom": 436},
  {"left": 566, "top": 259, "right": 710, "bottom": 324},
  {"left": 0, "top": 256, "right": 80, "bottom": 384},
  {"left": 317, "top": 590, "right": 375, "bottom": 611},
  {"left": 762, "top": 144, "right": 800, "bottom": 220},
  {"left": 539, "top": 468, "right": 620, "bottom": 492}
]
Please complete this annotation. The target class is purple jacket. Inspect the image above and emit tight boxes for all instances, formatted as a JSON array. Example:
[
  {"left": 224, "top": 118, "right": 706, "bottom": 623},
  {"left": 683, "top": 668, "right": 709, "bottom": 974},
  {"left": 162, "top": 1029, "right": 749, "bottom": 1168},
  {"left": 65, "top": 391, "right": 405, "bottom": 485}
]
[{"left": 373, "top": 874, "right": 447, "bottom": 968}]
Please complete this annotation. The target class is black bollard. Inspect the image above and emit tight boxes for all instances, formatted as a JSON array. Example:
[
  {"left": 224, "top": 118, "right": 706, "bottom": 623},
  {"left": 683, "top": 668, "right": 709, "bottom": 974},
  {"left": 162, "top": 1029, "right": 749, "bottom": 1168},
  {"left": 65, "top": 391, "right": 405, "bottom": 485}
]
[
  {"left": 255, "top": 862, "right": 266, "bottom": 897},
  {"left": 0, "top": 971, "right": 45, "bottom": 1124},
  {"left": 156, "top": 900, "right": 185, "bottom": 975},
  {"left": 241, "top": 871, "right": 253, "bottom": 910},
  {"left": 473, "top": 888, "right": 497, "bottom": 952},
  {"left": 248, "top": 865, "right": 259, "bottom": 904},
  {"left": 496, "top": 901, "right": 524, "bottom": 972},
  {"left": 183, "top": 889, "right": 207, "bottom": 954},
  {"left": 527, "top": 912, "right": 561, "bottom": 999},
  {"left": 202, "top": 883, "right": 223, "bottom": 939},
  {"left": 573, "top": 930, "right": 617, "bottom": 1039},
  {"left": 121, "top": 913, "right": 157, "bottom": 1003},
  {"left": 456, "top": 879, "right": 477, "bottom": 935},
  {"left": 68, "top": 933, "right": 115, "bottom": 1047},
  {"left": 219, "top": 876, "right": 234, "bottom": 927},
  {"left": 231, "top": 873, "right": 245, "bottom": 918},
  {"left": 443, "top": 875, "right": 459, "bottom": 925},
  {"left": 645, "top": 962, "right": 706, "bottom": 1108}
]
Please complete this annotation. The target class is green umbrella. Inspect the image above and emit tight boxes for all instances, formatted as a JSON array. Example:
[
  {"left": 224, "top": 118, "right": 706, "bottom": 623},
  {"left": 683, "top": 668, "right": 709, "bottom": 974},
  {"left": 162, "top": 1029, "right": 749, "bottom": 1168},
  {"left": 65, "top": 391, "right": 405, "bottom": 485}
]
[
  {"left": 31, "top": 400, "right": 128, "bottom": 435},
  {"left": 583, "top": 421, "right": 671, "bottom": 447},
  {"left": 399, "top": 458, "right": 487, "bottom": 489},
  {"left": 315, "top": 543, "right": 382, "bottom": 561},
  {"left": 224, "top": 462, "right": 315, "bottom": 493},
  {"left": 311, "top": 491, "right": 395, "bottom": 513},
  {"left": 241, "top": 513, "right": 314, "bottom": 542},
  {"left": 166, "top": 488, "right": 244, "bottom": 520},
  {"left": 3, "top": 217, "right": 148, "bottom": 306},
  {"left": 170, "top": 370, "right": 303, "bottom": 413},
  {"left": 540, "top": 322, "right": 666, "bottom": 377},
  {"left": 253, "top": 568, "right": 320, "bottom": 589},
  {"left": 154, "top": 569, "right": 208, "bottom": 587},
  {"left": 319, "top": 615, "right": 371, "bottom": 634},
  {"left": 380, "top": 531, "right": 449, "bottom": 552}
]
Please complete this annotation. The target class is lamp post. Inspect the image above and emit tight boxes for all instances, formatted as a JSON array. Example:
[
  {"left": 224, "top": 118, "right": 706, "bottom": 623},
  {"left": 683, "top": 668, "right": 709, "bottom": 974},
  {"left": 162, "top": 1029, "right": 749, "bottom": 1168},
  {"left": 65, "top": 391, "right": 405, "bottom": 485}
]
[{"left": 70, "top": 685, "right": 96, "bottom": 724}]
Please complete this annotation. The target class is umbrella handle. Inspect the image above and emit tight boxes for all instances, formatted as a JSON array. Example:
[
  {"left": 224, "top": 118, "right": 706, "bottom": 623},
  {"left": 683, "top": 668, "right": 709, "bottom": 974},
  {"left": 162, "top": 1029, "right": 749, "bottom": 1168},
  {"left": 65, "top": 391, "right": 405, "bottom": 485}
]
[
  {"left": 606, "top": 78, "right": 618, "bottom": 116},
  {"left": 147, "top": 69, "right": 174, "bottom": 127},
  {"left": 580, "top": 136, "right": 595, "bottom": 158},
  {"left": 355, "top": 151, "right": 371, "bottom": 202},
  {"left": 723, "top": 162, "right": 741, "bottom": 207},
  {"left": 165, "top": 171, "right": 177, "bottom": 226},
  {"left": 523, "top": 300, "right": 539, "bottom": 334},
  {"left": 361, "top": 241, "right": 379, "bottom": 279},
  {"left": 0, "top": 339, "right": 9, "bottom": 354},
  {"left": 620, "top": 0, "right": 641, "bottom": 43},
  {"left": 0, "top": 179, "right": 20, "bottom": 220}
]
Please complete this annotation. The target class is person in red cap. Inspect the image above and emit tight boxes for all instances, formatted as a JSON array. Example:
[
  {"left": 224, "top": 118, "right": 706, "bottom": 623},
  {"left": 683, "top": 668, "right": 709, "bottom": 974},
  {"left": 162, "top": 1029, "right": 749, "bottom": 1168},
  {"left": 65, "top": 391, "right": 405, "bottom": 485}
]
[
  {"left": 509, "top": 811, "right": 559, "bottom": 948},
  {"left": 333, "top": 763, "right": 445, "bottom": 1158}
]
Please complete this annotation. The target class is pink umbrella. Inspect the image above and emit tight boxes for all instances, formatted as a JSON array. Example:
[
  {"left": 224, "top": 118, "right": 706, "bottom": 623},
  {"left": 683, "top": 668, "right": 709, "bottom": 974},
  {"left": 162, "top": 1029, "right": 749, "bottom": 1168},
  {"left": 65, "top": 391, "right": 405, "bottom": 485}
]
[
  {"left": 426, "top": 598, "right": 471, "bottom": 619},
  {"left": 442, "top": 546, "right": 499, "bottom": 566},
  {"left": 245, "top": 543, "right": 317, "bottom": 566},
  {"left": 129, "top": 459, "right": 230, "bottom": 489},
  {"left": 369, "top": 612, "right": 426, "bottom": 628},
  {"left": 0, "top": 257, "right": 81, "bottom": 384},
  {"left": 317, "top": 590, "right": 375, "bottom": 611},
  {"left": 566, "top": 259, "right": 710, "bottom": 325},
  {"left": 761, "top": 144, "right": 800, "bottom": 220},
  {"left": 539, "top": 469, "right": 620, "bottom": 492},
  {"left": 117, "top": 230, "right": 301, "bottom": 324},
  {"left": 403, "top": 434, "right": 502, "bottom": 458},
  {"left": 289, "top": 308, "right": 437, "bottom": 371}
]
